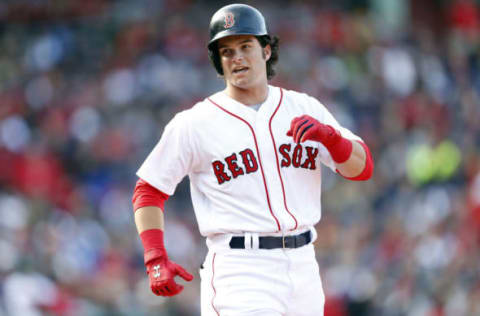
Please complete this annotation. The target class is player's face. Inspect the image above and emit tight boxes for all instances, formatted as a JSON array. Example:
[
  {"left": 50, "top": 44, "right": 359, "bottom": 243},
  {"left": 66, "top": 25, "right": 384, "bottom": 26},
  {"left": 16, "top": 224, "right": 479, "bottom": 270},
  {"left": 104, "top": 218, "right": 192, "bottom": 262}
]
[{"left": 217, "top": 35, "right": 271, "bottom": 90}]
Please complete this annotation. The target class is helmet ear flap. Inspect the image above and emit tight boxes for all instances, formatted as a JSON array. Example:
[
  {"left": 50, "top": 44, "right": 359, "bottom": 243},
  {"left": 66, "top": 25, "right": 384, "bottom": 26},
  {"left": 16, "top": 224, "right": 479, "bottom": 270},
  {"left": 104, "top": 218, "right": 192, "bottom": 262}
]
[
  {"left": 208, "top": 45, "right": 223, "bottom": 76},
  {"left": 208, "top": 43, "right": 224, "bottom": 76}
]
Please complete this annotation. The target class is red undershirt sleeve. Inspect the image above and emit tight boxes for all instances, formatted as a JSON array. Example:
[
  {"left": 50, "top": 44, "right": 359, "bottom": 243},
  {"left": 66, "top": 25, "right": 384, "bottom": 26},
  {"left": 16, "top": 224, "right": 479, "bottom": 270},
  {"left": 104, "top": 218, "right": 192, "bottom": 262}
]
[{"left": 132, "top": 179, "right": 170, "bottom": 212}]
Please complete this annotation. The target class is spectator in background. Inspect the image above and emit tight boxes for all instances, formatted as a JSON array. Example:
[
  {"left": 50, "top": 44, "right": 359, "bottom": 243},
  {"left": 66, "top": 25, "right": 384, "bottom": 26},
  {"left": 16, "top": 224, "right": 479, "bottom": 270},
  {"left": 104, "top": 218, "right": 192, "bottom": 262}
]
[{"left": 0, "top": 0, "right": 478, "bottom": 315}]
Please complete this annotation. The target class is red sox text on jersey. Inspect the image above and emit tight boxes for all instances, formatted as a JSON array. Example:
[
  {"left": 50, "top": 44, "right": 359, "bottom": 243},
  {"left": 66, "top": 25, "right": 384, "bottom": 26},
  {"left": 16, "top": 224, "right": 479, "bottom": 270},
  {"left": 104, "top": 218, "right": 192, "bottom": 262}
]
[{"left": 211, "top": 144, "right": 319, "bottom": 184}]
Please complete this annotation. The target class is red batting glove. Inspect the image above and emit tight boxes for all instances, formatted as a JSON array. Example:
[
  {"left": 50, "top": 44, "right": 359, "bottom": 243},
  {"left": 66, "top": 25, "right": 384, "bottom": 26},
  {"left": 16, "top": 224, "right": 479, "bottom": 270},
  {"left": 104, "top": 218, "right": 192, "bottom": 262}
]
[
  {"left": 287, "top": 115, "right": 353, "bottom": 163},
  {"left": 140, "top": 229, "right": 193, "bottom": 297},
  {"left": 145, "top": 248, "right": 194, "bottom": 297},
  {"left": 287, "top": 114, "right": 340, "bottom": 145}
]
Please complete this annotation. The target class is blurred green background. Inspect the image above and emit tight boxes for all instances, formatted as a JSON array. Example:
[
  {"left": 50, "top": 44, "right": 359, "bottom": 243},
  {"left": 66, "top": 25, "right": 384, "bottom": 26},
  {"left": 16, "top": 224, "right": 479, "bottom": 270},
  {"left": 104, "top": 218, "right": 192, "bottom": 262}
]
[{"left": 0, "top": 0, "right": 479, "bottom": 315}]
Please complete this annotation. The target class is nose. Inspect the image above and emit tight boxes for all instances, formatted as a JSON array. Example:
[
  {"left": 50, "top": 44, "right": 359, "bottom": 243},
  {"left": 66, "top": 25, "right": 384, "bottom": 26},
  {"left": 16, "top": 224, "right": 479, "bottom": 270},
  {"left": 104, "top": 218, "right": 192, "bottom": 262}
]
[{"left": 232, "top": 50, "right": 244, "bottom": 63}]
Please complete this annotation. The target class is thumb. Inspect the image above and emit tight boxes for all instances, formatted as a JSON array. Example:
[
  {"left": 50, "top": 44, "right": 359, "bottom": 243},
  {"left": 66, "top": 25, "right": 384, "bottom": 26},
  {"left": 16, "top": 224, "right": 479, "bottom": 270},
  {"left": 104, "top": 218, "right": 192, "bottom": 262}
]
[{"left": 175, "top": 264, "right": 194, "bottom": 282}]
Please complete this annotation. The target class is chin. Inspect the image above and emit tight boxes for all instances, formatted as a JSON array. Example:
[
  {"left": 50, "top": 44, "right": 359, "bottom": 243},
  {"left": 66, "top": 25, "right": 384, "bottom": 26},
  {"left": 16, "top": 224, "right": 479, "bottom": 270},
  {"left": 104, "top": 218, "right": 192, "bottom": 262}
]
[{"left": 230, "top": 79, "right": 251, "bottom": 89}]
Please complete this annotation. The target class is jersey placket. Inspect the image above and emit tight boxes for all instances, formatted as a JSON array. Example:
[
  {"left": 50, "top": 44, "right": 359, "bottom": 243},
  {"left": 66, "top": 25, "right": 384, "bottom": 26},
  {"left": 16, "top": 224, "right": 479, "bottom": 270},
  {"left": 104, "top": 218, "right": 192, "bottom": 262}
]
[
  {"left": 207, "top": 95, "right": 283, "bottom": 232},
  {"left": 254, "top": 87, "right": 297, "bottom": 233}
]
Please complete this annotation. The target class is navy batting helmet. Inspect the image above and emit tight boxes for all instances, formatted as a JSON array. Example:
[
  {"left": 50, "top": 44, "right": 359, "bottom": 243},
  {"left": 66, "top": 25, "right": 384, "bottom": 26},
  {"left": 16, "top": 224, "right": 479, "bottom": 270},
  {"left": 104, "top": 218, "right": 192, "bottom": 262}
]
[{"left": 207, "top": 4, "right": 270, "bottom": 75}]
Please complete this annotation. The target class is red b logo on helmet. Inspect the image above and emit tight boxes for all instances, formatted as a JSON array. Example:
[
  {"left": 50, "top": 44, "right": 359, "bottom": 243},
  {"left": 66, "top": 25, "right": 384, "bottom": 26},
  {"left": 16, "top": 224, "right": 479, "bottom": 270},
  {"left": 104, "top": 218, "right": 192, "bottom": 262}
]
[{"left": 224, "top": 12, "right": 235, "bottom": 29}]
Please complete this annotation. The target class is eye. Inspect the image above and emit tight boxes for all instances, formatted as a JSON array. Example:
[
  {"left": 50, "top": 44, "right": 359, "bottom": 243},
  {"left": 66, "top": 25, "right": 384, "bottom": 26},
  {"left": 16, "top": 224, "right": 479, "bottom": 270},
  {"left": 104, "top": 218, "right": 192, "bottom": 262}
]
[
  {"left": 220, "top": 49, "right": 233, "bottom": 57},
  {"left": 241, "top": 44, "right": 251, "bottom": 50}
]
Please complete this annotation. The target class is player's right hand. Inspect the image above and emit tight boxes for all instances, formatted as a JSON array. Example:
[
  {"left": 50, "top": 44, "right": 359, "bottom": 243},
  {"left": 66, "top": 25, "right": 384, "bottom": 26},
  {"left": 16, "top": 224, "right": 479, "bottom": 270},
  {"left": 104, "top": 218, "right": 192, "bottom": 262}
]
[{"left": 145, "top": 256, "right": 194, "bottom": 296}]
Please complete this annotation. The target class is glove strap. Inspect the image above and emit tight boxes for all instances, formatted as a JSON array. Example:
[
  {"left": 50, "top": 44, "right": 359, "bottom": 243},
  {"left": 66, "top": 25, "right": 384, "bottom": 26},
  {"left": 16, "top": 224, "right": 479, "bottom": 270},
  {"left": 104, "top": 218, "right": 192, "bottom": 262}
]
[{"left": 139, "top": 229, "right": 168, "bottom": 264}]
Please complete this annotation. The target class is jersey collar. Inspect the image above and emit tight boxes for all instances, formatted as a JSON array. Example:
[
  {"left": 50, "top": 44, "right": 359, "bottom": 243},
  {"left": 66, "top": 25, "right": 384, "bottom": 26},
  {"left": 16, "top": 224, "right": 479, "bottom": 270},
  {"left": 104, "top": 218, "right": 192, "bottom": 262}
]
[{"left": 208, "top": 85, "right": 280, "bottom": 120}]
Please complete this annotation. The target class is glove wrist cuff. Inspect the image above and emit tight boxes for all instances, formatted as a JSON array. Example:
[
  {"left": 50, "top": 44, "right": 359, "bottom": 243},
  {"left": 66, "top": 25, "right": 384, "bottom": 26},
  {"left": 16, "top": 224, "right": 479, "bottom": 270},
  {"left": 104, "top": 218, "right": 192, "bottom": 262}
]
[
  {"left": 144, "top": 248, "right": 168, "bottom": 265},
  {"left": 322, "top": 128, "right": 352, "bottom": 163},
  {"left": 139, "top": 229, "right": 168, "bottom": 264}
]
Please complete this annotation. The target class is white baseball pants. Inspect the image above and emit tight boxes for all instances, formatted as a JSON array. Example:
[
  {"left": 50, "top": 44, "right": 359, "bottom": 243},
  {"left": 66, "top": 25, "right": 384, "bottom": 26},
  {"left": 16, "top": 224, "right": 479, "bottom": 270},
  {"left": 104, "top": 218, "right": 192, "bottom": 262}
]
[{"left": 200, "top": 232, "right": 325, "bottom": 316}]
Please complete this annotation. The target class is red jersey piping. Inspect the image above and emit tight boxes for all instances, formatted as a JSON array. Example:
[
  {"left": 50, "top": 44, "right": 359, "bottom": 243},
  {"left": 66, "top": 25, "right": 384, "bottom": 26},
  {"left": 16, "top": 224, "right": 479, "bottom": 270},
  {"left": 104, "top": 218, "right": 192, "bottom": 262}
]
[
  {"left": 211, "top": 253, "right": 219, "bottom": 316},
  {"left": 268, "top": 88, "right": 298, "bottom": 230},
  {"left": 207, "top": 97, "right": 281, "bottom": 232}
]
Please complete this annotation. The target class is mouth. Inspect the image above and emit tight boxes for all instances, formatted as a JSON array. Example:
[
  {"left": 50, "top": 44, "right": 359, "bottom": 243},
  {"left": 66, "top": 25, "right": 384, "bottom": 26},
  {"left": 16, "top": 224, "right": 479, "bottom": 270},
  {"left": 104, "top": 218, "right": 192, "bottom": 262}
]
[{"left": 232, "top": 67, "right": 249, "bottom": 74}]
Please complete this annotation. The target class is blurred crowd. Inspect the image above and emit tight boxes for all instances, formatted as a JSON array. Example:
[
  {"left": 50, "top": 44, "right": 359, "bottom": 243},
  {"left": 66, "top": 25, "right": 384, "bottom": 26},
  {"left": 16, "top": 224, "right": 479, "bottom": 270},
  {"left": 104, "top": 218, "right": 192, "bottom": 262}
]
[{"left": 0, "top": 0, "right": 479, "bottom": 315}]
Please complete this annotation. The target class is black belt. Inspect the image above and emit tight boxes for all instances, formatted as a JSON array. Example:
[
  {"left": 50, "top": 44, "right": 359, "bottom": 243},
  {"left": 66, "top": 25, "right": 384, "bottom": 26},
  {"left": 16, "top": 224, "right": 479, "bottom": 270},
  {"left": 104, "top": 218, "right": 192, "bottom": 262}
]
[{"left": 229, "top": 231, "right": 312, "bottom": 249}]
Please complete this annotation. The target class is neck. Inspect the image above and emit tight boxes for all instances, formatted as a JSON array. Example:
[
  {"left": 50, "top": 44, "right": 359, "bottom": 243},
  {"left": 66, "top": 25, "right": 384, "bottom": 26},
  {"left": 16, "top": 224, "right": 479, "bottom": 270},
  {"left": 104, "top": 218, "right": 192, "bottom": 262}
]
[{"left": 224, "top": 83, "right": 269, "bottom": 106}]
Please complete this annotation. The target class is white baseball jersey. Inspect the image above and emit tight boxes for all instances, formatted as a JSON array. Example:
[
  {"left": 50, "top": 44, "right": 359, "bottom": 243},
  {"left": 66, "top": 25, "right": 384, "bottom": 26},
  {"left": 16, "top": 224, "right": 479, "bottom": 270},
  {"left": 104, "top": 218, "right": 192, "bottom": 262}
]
[{"left": 137, "top": 85, "right": 362, "bottom": 237}]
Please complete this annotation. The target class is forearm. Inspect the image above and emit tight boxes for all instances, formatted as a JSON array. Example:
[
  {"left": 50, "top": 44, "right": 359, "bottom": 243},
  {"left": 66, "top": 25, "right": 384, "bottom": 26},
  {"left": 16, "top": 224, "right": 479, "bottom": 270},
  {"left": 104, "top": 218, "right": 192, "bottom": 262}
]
[
  {"left": 134, "top": 206, "right": 166, "bottom": 264},
  {"left": 132, "top": 180, "right": 168, "bottom": 260},
  {"left": 335, "top": 140, "right": 366, "bottom": 178},
  {"left": 135, "top": 206, "right": 165, "bottom": 234}
]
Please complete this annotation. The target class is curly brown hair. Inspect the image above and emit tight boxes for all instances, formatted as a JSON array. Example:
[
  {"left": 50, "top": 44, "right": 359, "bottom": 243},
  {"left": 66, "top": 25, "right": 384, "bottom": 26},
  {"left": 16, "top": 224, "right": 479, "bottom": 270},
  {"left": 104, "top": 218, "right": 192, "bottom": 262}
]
[{"left": 257, "top": 35, "right": 279, "bottom": 80}]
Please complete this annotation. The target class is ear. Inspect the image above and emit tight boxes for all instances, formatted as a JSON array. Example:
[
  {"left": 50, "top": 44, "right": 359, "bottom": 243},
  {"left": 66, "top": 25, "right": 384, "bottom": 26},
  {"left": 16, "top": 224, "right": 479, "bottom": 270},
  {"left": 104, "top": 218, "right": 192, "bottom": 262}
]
[{"left": 263, "top": 44, "right": 271, "bottom": 61}]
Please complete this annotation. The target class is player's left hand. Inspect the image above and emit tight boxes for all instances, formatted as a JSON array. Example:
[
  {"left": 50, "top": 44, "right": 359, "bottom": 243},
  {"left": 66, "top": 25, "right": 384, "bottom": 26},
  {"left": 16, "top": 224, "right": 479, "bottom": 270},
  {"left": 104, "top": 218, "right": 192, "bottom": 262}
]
[
  {"left": 146, "top": 256, "right": 194, "bottom": 297},
  {"left": 287, "top": 115, "right": 341, "bottom": 146}
]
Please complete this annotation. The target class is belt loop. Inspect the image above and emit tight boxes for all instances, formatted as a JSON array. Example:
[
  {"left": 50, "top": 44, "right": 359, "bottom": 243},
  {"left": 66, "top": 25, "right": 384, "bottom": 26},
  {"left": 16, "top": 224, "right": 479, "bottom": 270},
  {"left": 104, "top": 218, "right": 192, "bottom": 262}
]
[
  {"left": 282, "top": 235, "right": 286, "bottom": 249},
  {"left": 244, "top": 233, "right": 252, "bottom": 250},
  {"left": 251, "top": 233, "right": 259, "bottom": 249},
  {"left": 310, "top": 227, "right": 317, "bottom": 243}
]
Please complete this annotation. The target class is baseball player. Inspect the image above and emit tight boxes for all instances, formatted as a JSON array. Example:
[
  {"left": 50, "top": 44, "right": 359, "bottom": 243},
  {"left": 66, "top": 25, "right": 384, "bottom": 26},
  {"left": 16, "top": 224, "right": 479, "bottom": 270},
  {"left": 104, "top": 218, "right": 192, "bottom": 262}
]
[{"left": 132, "top": 3, "right": 373, "bottom": 316}]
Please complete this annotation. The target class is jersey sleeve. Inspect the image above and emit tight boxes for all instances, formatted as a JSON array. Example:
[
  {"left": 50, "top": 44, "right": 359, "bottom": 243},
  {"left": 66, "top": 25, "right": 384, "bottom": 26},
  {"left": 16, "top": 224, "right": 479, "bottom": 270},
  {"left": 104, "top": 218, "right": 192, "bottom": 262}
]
[
  {"left": 136, "top": 112, "right": 194, "bottom": 196},
  {"left": 308, "top": 96, "right": 363, "bottom": 172}
]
